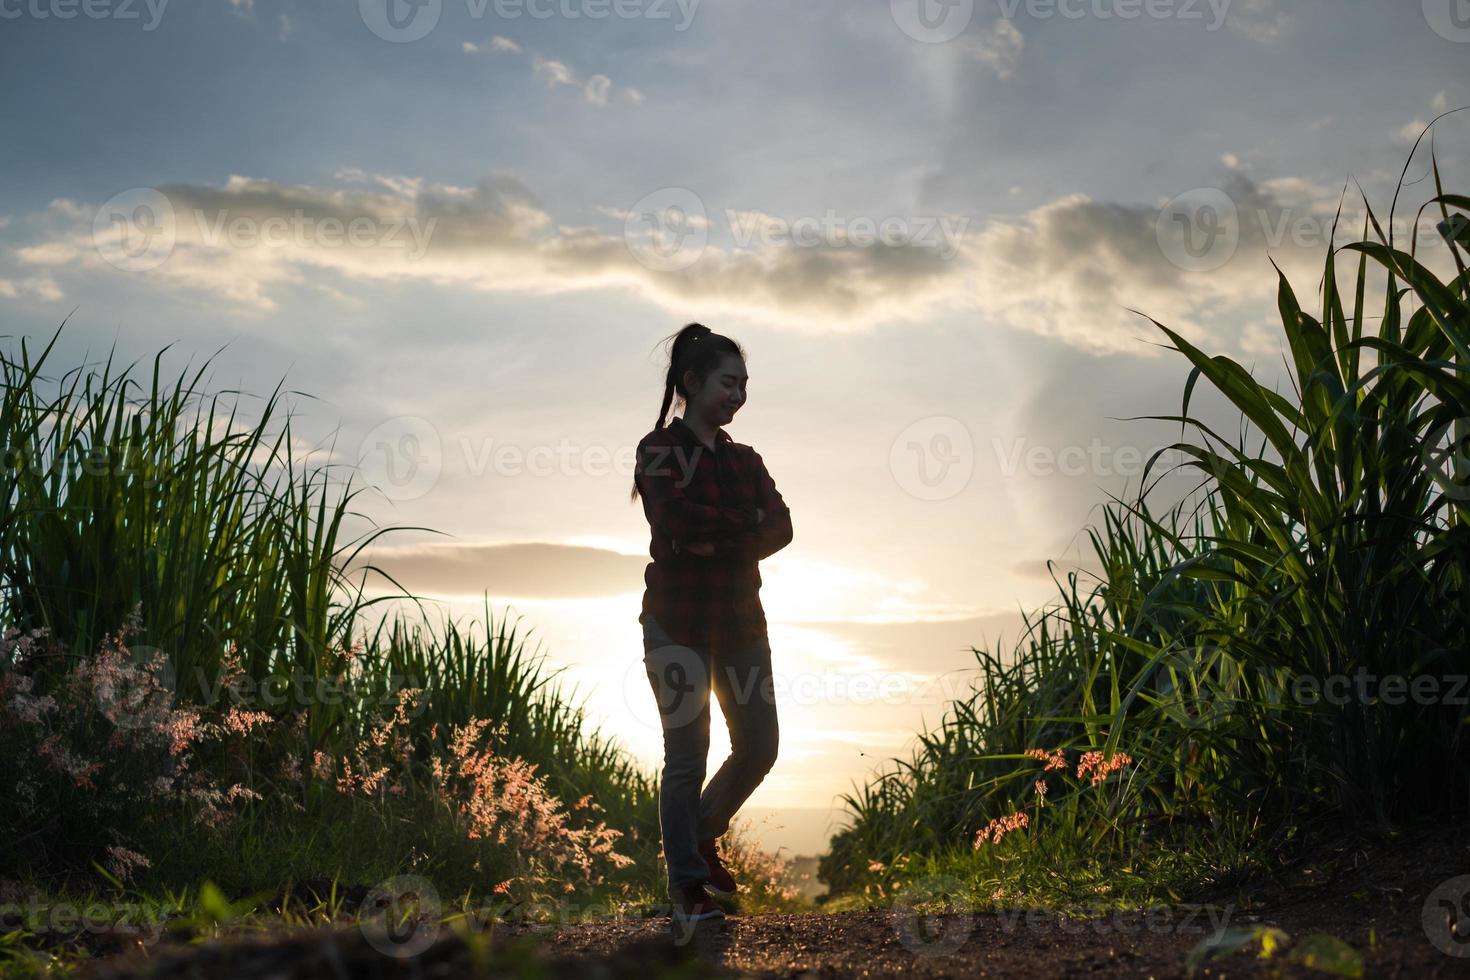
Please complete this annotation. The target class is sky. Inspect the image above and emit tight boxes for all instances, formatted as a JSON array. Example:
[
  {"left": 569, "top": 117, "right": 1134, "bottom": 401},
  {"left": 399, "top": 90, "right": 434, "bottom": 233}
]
[{"left": 1, "top": 0, "right": 1468, "bottom": 857}]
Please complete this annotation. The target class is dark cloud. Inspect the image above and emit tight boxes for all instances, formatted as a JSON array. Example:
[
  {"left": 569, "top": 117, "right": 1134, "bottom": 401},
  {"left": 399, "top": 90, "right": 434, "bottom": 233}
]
[
  {"left": 346, "top": 541, "right": 648, "bottom": 599},
  {"left": 786, "top": 610, "right": 1034, "bottom": 676},
  {"left": 36, "top": 172, "right": 968, "bottom": 328}
]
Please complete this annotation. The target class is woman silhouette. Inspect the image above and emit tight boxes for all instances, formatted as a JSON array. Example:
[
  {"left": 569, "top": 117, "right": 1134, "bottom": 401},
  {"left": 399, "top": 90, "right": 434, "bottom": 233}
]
[{"left": 630, "top": 323, "right": 794, "bottom": 926}]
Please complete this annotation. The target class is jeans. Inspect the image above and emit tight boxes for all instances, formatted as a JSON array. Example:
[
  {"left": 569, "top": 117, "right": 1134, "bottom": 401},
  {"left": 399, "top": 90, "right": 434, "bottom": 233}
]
[{"left": 642, "top": 614, "right": 779, "bottom": 899}]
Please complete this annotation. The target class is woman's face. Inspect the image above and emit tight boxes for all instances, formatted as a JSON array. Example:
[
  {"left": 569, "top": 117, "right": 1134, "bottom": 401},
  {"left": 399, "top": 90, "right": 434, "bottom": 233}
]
[{"left": 686, "top": 353, "right": 748, "bottom": 427}]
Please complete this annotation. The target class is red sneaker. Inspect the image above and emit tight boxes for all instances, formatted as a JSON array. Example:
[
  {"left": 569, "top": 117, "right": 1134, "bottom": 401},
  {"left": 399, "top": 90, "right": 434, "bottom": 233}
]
[
  {"left": 673, "top": 883, "right": 726, "bottom": 925},
  {"left": 698, "top": 837, "right": 738, "bottom": 897}
]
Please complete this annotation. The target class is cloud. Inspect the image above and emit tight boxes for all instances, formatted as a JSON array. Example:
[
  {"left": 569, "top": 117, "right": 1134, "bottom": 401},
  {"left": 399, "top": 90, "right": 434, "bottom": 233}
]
[
  {"left": 983, "top": 323, "right": 1301, "bottom": 602},
  {"left": 0, "top": 276, "right": 63, "bottom": 302},
  {"left": 13, "top": 170, "right": 972, "bottom": 327},
  {"left": 1007, "top": 556, "right": 1106, "bottom": 585},
  {"left": 1257, "top": 175, "right": 1341, "bottom": 211},
  {"left": 1398, "top": 118, "right": 1430, "bottom": 145},
  {"left": 781, "top": 611, "right": 1032, "bottom": 677},
  {"left": 14, "top": 165, "right": 1405, "bottom": 353},
  {"left": 1236, "top": 317, "right": 1287, "bottom": 358},
  {"left": 1396, "top": 90, "right": 1468, "bottom": 146},
  {"left": 344, "top": 541, "right": 648, "bottom": 599},
  {"left": 531, "top": 55, "right": 576, "bottom": 88},
  {"left": 224, "top": 1, "right": 291, "bottom": 41},
  {"left": 530, "top": 54, "right": 640, "bottom": 106},
  {"left": 963, "top": 172, "right": 1317, "bottom": 354},
  {"left": 965, "top": 18, "right": 1024, "bottom": 80},
  {"left": 583, "top": 74, "right": 612, "bottom": 107},
  {"left": 1225, "top": 0, "right": 1292, "bottom": 42},
  {"left": 466, "top": 40, "right": 641, "bottom": 107}
]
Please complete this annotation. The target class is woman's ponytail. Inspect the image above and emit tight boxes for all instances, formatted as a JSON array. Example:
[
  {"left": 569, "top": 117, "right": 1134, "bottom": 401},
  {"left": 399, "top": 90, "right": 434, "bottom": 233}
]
[{"left": 630, "top": 322, "right": 742, "bottom": 502}]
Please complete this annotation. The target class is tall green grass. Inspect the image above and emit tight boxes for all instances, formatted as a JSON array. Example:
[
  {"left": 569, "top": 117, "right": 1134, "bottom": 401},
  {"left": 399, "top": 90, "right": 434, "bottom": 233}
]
[
  {"left": 822, "top": 153, "right": 1470, "bottom": 896},
  {"left": 0, "top": 324, "right": 659, "bottom": 894}
]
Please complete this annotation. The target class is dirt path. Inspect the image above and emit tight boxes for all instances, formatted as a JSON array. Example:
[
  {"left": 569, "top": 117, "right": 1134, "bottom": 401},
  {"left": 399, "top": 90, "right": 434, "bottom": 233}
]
[{"left": 79, "top": 827, "right": 1470, "bottom": 979}]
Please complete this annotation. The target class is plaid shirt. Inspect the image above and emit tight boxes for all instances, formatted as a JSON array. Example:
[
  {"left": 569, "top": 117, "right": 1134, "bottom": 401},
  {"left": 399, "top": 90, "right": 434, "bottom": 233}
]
[{"left": 635, "top": 415, "right": 793, "bottom": 649}]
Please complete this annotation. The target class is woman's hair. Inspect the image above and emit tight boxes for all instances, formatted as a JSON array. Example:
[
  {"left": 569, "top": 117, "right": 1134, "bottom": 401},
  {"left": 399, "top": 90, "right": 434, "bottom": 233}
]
[{"left": 630, "top": 322, "right": 745, "bottom": 502}]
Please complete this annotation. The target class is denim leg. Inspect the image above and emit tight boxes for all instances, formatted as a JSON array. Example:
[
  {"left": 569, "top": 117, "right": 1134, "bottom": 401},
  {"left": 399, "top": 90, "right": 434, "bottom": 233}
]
[
  {"left": 642, "top": 616, "right": 712, "bottom": 898},
  {"left": 697, "top": 630, "right": 779, "bottom": 842}
]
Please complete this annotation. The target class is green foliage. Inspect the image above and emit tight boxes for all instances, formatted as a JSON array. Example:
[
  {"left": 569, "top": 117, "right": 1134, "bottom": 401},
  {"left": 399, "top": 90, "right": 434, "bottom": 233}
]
[
  {"left": 0, "top": 324, "right": 660, "bottom": 902},
  {"left": 823, "top": 151, "right": 1470, "bottom": 897}
]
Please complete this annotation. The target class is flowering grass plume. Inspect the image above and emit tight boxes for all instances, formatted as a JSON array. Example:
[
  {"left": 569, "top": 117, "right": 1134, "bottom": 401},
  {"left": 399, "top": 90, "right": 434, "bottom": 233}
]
[
  {"left": 426, "top": 716, "right": 636, "bottom": 900},
  {"left": 1076, "top": 750, "right": 1134, "bottom": 786},
  {"left": 974, "top": 810, "right": 1030, "bottom": 847},
  {"left": 2, "top": 607, "right": 641, "bottom": 903},
  {"left": 0, "top": 609, "right": 272, "bottom": 874},
  {"left": 1023, "top": 747, "right": 1067, "bottom": 772},
  {"left": 969, "top": 747, "right": 1134, "bottom": 848},
  {"left": 711, "top": 816, "right": 802, "bottom": 905}
]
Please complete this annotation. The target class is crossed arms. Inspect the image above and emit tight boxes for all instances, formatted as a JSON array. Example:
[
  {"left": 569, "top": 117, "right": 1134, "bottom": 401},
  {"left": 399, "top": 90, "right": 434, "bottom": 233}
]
[{"left": 636, "top": 442, "right": 793, "bottom": 563}]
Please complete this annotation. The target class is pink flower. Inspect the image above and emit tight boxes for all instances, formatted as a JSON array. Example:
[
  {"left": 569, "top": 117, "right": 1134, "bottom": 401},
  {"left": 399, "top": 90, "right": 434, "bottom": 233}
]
[
  {"left": 7, "top": 691, "right": 57, "bottom": 725},
  {"left": 1076, "top": 751, "right": 1134, "bottom": 785},
  {"left": 104, "top": 846, "right": 151, "bottom": 882},
  {"left": 337, "top": 640, "right": 364, "bottom": 665},
  {"left": 219, "top": 705, "right": 272, "bottom": 738},
  {"left": 1023, "top": 747, "right": 1068, "bottom": 772},
  {"left": 36, "top": 733, "right": 103, "bottom": 789},
  {"left": 219, "top": 643, "right": 244, "bottom": 683},
  {"left": 428, "top": 716, "right": 637, "bottom": 877},
  {"left": 159, "top": 710, "right": 204, "bottom": 756},
  {"left": 974, "top": 810, "right": 1030, "bottom": 847}
]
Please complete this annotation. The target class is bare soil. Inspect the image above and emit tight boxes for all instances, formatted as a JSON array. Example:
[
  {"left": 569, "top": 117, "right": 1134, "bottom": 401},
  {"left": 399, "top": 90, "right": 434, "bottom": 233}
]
[{"left": 78, "top": 823, "right": 1470, "bottom": 979}]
